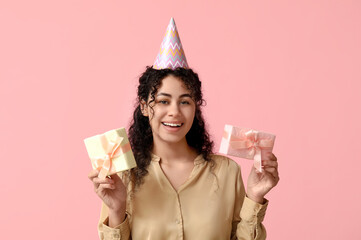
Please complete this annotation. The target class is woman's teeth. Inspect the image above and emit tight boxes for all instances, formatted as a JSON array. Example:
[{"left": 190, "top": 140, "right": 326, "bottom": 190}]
[{"left": 162, "top": 122, "right": 182, "bottom": 127}]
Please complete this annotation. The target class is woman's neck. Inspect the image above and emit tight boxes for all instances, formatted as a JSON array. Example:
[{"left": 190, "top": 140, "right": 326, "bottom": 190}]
[{"left": 152, "top": 138, "right": 198, "bottom": 164}]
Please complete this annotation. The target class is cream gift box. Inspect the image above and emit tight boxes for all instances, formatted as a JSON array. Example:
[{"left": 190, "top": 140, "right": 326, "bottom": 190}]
[
  {"left": 84, "top": 128, "right": 137, "bottom": 179},
  {"left": 219, "top": 125, "right": 276, "bottom": 172}
]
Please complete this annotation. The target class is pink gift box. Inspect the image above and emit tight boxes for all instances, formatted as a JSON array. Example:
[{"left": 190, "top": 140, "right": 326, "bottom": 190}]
[{"left": 219, "top": 125, "right": 276, "bottom": 172}]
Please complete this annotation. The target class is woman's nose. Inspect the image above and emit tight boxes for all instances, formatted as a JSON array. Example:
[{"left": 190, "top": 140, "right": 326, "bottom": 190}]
[{"left": 168, "top": 102, "right": 181, "bottom": 116}]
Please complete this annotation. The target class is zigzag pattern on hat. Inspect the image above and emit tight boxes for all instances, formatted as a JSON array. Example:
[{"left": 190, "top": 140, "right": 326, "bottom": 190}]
[{"left": 153, "top": 18, "right": 189, "bottom": 70}]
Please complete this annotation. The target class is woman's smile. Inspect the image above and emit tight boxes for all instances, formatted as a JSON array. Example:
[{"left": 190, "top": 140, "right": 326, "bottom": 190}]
[{"left": 161, "top": 122, "right": 184, "bottom": 132}]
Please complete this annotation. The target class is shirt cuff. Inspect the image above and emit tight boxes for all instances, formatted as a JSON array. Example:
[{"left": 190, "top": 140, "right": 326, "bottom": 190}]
[
  {"left": 240, "top": 196, "right": 269, "bottom": 223},
  {"left": 102, "top": 215, "right": 130, "bottom": 240}
]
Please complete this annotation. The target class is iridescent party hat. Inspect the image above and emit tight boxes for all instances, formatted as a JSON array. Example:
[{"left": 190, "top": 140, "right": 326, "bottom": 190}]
[{"left": 153, "top": 18, "right": 189, "bottom": 69}]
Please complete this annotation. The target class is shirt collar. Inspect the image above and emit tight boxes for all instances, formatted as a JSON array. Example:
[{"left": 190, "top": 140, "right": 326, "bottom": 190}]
[{"left": 151, "top": 153, "right": 205, "bottom": 165}]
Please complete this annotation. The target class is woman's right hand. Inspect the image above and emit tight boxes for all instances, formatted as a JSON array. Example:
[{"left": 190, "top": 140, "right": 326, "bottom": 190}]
[{"left": 88, "top": 169, "right": 127, "bottom": 214}]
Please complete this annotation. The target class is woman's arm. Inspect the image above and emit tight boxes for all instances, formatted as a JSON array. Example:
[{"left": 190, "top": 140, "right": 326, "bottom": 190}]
[
  {"left": 235, "top": 197, "right": 268, "bottom": 240},
  {"left": 98, "top": 202, "right": 130, "bottom": 240},
  {"left": 234, "top": 152, "right": 279, "bottom": 240},
  {"left": 88, "top": 170, "right": 130, "bottom": 240},
  {"left": 231, "top": 164, "right": 268, "bottom": 240}
]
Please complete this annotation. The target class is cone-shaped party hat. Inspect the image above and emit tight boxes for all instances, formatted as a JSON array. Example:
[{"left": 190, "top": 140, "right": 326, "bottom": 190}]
[{"left": 153, "top": 18, "right": 189, "bottom": 69}]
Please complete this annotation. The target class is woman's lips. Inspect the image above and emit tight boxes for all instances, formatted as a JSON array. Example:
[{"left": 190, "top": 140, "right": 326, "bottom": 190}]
[
  {"left": 162, "top": 122, "right": 183, "bottom": 127},
  {"left": 162, "top": 122, "right": 183, "bottom": 132}
]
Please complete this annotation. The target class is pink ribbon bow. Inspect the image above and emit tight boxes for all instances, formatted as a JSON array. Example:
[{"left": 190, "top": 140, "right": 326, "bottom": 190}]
[
  {"left": 225, "top": 129, "right": 274, "bottom": 171},
  {"left": 91, "top": 135, "right": 131, "bottom": 179}
]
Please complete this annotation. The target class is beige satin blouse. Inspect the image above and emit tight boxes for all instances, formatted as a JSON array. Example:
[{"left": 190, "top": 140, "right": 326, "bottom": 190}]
[{"left": 98, "top": 154, "right": 268, "bottom": 240}]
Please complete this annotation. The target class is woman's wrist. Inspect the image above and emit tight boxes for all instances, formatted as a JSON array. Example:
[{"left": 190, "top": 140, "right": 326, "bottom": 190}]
[
  {"left": 246, "top": 192, "right": 265, "bottom": 204},
  {"left": 108, "top": 209, "right": 126, "bottom": 227},
  {"left": 108, "top": 201, "right": 127, "bottom": 227}
]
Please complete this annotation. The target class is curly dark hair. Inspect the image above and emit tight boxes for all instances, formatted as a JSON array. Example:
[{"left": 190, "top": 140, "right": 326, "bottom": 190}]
[{"left": 128, "top": 66, "right": 214, "bottom": 187}]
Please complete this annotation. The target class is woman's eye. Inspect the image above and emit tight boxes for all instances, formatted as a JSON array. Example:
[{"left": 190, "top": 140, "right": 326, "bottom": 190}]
[
  {"left": 159, "top": 100, "right": 168, "bottom": 104},
  {"left": 180, "top": 101, "right": 190, "bottom": 105}
]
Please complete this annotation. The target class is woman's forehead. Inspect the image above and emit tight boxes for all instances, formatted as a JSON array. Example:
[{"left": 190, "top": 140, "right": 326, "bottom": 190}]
[{"left": 156, "top": 75, "right": 191, "bottom": 96}]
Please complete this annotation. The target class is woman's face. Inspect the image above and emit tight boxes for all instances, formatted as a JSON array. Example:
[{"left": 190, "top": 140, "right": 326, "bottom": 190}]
[{"left": 143, "top": 75, "right": 196, "bottom": 145}]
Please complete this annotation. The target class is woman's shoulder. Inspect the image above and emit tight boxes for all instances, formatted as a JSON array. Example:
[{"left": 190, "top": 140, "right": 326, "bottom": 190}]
[{"left": 209, "top": 154, "right": 241, "bottom": 173}]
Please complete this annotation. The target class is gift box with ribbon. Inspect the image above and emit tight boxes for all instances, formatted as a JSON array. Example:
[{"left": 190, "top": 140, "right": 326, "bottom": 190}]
[
  {"left": 219, "top": 125, "right": 276, "bottom": 172},
  {"left": 84, "top": 128, "right": 137, "bottom": 179}
]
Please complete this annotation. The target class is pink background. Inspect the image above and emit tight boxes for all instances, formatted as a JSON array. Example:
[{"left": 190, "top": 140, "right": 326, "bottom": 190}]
[{"left": 1, "top": 1, "right": 360, "bottom": 239}]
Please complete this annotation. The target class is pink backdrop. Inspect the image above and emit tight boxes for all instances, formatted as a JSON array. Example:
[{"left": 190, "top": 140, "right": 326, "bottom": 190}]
[{"left": 1, "top": 1, "right": 360, "bottom": 239}]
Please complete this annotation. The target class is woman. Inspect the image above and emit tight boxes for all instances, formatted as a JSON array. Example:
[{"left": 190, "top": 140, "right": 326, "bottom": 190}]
[{"left": 88, "top": 66, "right": 279, "bottom": 240}]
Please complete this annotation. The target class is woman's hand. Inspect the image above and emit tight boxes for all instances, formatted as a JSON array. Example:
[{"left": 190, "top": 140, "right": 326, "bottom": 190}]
[
  {"left": 88, "top": 169, "right": 127, "bottom": 226},
  {"left": 246, "top": 152, "right": 280, "bottom": 204}
]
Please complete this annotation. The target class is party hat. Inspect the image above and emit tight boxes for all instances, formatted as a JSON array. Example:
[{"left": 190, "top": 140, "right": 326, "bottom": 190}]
[{"left": 153, "top": 18, "right": 189, "bottom": 69}]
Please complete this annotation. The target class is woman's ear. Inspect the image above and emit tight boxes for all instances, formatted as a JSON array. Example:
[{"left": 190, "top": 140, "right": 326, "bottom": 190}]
[{"left": 140, "top": 100, "right": 148, "bottom": 117}]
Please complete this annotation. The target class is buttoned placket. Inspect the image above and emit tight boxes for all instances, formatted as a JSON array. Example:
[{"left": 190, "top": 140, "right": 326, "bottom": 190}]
[
  {"left": 151, "top": 153, "right": 205, "bottom": 240},
  {"left": 175, "top": 193, "right": 184, "bottom": 239}
]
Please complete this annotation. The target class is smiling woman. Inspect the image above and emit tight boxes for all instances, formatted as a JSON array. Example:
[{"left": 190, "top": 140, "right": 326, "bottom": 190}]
[{"left": 88, "top": 18, "right": 279, "bottom": 240}]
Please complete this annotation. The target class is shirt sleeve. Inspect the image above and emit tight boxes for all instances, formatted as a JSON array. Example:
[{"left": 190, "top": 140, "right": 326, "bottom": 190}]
[
  {"left": 98, "top": 215, "right": 130, "bottom": 240},
  {"left": 236, "top": 196, "right": 268, "bottom": 240},
  {"left": 97, "top": 200, "right": 131, "bottom": 240},
  {"left": 231, "top": 162, "right": 268, "bottom": 240}
]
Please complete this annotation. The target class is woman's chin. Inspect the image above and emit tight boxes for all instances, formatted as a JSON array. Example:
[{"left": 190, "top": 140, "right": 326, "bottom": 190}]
[{"left": 157, "top": 134, "right": 187, "bottom": 145}]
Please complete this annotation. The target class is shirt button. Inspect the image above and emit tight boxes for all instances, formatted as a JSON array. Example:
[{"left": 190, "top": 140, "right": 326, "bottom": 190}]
[{"left": 175, "top": 219, "right": 180, "bottom": 224}]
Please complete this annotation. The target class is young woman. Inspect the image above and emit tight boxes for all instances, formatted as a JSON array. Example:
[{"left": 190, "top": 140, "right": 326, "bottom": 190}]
[{"left": 88, "top": 67, "right": 280, "bottom": 240}]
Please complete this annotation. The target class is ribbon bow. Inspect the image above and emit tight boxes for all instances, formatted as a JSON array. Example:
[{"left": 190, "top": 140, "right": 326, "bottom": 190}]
[
  {"left": 227, "top": 129, "right": 274, "bottom": 171},
  {"left": 91, "top": 134, "right": 125, "bottom": 179}
]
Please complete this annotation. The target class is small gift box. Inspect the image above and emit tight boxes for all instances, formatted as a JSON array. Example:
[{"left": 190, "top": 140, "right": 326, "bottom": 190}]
[
  {"left": 219, "top": 125, "right": 276, "bottom": 172},
  {"left": 84, "top": 128, "right": 137, "bottom": 179}
]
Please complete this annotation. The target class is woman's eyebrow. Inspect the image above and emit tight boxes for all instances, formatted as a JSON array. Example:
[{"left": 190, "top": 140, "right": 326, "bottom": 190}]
[
  {"left": 179, "top": 93, "right": 192, "bottom": 98},
  {"left": 156, "top": 92, "right": 192, "bottom": 98},
  {"left": 156, "top": 92, "right": 171, "bottom": 97}
]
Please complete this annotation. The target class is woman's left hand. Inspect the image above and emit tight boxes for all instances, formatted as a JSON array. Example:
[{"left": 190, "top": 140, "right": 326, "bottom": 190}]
[{"left": 246, "top": 152, "right": 280, "bottom": 204}]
